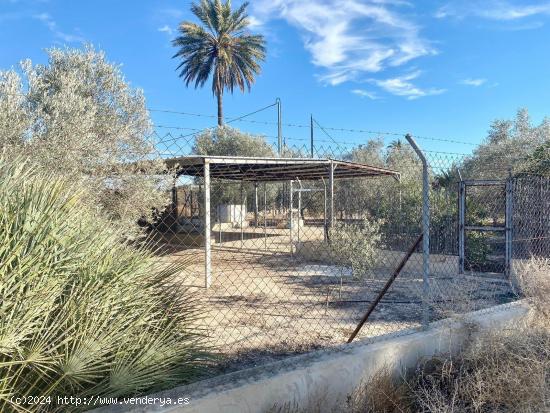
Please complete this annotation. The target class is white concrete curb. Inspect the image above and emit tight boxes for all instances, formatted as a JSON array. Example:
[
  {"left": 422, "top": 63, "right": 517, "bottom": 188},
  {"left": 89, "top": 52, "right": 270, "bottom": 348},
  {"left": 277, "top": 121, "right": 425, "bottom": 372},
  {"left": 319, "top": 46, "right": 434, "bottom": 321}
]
[{"left": 92, "top": 301, "right": 529, "bottom": 413}]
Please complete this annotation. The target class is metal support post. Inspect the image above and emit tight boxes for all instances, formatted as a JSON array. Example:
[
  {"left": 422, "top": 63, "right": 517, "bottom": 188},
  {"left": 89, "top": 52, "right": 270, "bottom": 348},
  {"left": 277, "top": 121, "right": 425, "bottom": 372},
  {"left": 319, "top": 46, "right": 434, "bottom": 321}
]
[
  {"left": 297, "top": 179, "right": 302, "bottom": 244},
  {"left": 254, "top": 183, "right": 259, "bottom": 227},
  {"left": 289, "top": 180, "right": 294, "bottom": 254},
  {"left": 405, "top": 134, "right": 430, "bottom": 328},
  {"left": 218, "top": 208, "right": 222, "bottom": 244},
  {"left": 458, "top": 180, "right": 465, "bottom": 274},
  {"left": 505, "top": 174, "right": 513, "bottom": 278},
  {"left": 240, "top": 184, "right": 244, "bottom": 248},
  {"left": 264, "top": 183, "right": 268, "bottom": 251},
  {"left": 328, "top": 161, "right": 335, "bottom": 231},
  {"left": 322, "top": 177, "right": 328, "bottom": 242},
  {"left": 203, "top": 162, "right": 212, "bottom": 289}
]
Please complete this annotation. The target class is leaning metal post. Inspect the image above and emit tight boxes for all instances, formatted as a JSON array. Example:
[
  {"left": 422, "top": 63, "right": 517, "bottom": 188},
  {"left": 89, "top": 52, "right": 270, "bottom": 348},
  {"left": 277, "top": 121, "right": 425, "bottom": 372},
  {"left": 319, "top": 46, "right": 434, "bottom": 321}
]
[
  {"left": 405, "top": 134, "right": 431, "bottom": 329},
  {"left": 203, "top": 161, "right": 212, "bottom": 289},
  {"left": 348, "top": 233, "right": 424, "bottom": 343}
]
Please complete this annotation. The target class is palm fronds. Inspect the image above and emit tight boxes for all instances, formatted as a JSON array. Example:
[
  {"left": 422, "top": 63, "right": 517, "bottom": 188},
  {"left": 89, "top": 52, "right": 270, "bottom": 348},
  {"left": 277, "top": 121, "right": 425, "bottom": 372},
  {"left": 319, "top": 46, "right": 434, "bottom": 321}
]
[
  {"left": 0, "top": 157, "right": 209, "bottom": 411},
  {"left": 172, "top": 0, "right": 266, "bottom": 125}
]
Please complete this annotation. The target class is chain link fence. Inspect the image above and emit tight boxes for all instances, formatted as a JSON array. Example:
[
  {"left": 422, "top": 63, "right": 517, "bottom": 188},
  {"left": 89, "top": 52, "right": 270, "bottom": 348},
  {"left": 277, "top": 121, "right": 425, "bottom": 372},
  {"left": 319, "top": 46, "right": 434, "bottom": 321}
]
[{"left": 139, "top": 119, "right": 549, "bottom": 371}]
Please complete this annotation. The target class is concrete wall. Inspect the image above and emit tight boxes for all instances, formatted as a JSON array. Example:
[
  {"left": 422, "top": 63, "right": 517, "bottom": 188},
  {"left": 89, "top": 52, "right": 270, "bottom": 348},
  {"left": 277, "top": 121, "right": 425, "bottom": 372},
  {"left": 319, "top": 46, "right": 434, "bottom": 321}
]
[
  {"left": 217, "top": 204, "right": 248, "bottom": 228},
  {"left": 93, "top": 301, "right": 529, "bottom": 413}
]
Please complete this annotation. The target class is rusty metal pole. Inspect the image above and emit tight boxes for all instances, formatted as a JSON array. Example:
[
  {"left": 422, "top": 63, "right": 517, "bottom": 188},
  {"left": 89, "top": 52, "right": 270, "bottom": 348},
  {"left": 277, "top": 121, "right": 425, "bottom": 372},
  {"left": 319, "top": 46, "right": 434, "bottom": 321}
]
[{"left": 348, "top": 234, "right": 424, "bottom": 343}]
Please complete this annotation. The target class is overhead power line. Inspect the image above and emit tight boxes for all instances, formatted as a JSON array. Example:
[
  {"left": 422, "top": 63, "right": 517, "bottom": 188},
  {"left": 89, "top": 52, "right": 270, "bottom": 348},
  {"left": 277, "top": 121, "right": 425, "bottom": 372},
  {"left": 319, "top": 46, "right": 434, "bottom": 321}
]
[{"left": 1, "top": 92, "right": 484, "bottom": 147}]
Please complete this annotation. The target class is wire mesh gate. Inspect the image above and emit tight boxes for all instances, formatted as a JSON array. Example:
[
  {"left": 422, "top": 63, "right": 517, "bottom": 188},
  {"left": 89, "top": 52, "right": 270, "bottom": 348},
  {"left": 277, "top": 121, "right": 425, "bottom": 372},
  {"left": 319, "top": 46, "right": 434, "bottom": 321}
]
[
  {"left": 145, "top": 127, "right": 538, "bottom": 370},
  {"left": 458, "top": 179, "right": 512, "bottom": 276}
]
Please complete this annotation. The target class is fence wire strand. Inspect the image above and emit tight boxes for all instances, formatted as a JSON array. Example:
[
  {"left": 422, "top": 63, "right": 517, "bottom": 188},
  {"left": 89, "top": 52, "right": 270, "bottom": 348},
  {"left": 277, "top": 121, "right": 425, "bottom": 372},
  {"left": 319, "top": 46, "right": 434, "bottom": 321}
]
[{"left": 139, "top": 122, "right": 550, "bottom": 370}]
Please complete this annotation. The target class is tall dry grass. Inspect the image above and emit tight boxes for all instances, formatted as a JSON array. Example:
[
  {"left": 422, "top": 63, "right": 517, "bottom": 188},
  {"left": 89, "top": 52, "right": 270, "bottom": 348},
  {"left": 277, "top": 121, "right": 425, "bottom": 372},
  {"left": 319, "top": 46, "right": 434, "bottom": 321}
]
[
  {"left": 514, "top": 257, "right": 550, "bottom": 326},
  {"left": 353, "top": 257, "right": 550, "bottom": 413}
]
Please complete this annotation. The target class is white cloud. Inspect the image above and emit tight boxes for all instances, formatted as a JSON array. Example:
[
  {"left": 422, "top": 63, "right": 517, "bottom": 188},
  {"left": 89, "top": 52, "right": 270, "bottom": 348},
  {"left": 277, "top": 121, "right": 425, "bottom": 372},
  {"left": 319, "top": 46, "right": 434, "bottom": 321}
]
[
  {"left": 34, "top": 13, "right": 83, "bottom": 43},
  {"left": 461, "top": 78, "right": 487, "bottom": 87},
  {"left": 251, "top": 0, "right": 436, "bottom": 86},
  {"left": 158, "top": 25, "right": 175, "bottom": 37},
  {"left": 351, "top": 89, "right": 379, "bottom": 99},
  {"left": 435, "top": 1, "right": 550, "bottom": 21},
  {"left": 247, "top": 15, "right": 263, "bottom": 29},
  {"left": 371, "top": 71, "right": 446, "bottom": 100}
]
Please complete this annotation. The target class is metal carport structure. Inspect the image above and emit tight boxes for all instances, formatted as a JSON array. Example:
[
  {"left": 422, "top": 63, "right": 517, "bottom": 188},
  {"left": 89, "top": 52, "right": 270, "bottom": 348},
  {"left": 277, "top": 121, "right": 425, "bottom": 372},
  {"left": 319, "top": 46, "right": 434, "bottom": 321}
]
[{"left": 165, "top": 155, "right": 400, "bottom": 288}]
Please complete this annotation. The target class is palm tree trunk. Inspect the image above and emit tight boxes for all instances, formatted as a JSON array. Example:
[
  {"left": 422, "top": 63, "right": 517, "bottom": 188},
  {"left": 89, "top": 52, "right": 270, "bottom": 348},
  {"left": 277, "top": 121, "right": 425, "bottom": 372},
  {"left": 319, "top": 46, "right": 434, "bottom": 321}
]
[{"left": 216, "top": 89, "right": 223, "bottom": 127}]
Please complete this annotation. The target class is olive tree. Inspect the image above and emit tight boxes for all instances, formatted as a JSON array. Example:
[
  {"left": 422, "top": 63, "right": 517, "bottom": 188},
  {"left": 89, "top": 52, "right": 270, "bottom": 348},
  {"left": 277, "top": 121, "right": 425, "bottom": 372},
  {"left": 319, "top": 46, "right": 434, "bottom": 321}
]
[
  {"left": 193, "top": 125, "right": 275, "bottom": 157},
  {"left": 523, "top": 140, "right": 550, "bottom": 176},
  {"left": 462, "top": 109, "right": 549, "bottom": 179},
  {"left": 0, "top": 46, "right": 169, "bottom": 236},
  {"left": 192, "top": 126, "right": 278, "bottom": 213},
  {"left": 0, "top": 71, "right": 30, "bottom": 147}
]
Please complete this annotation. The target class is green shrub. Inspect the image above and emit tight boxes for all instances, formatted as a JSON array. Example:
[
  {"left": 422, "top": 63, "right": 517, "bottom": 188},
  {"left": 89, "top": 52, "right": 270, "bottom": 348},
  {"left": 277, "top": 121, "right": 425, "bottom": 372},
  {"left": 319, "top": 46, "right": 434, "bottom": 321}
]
[
  {"left": 465, "top": 231, "right": 493, "bottom": 271},
  {"left": 0, "top": 158, "right": 208, "bottom": 411},
  {"left": 328, "top": 219, "right": 383, "bottom": 279}
]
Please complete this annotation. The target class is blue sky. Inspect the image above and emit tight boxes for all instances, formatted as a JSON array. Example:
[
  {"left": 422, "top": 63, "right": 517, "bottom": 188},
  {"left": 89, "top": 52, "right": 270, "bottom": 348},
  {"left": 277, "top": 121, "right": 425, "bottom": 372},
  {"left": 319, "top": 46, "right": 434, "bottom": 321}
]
[{"left": 2, "top": 0, "right": 550, "bottom": 154}]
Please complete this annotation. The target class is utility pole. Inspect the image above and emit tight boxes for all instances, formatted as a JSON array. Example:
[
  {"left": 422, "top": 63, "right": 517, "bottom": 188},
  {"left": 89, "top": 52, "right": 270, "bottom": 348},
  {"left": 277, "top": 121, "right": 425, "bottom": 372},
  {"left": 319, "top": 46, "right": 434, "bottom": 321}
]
[
  {"left": 310, "top": 114, "right": 314, "bottom": 158},
  {"left": 276, "top": 98, "right": 282, "bottom": 156}
]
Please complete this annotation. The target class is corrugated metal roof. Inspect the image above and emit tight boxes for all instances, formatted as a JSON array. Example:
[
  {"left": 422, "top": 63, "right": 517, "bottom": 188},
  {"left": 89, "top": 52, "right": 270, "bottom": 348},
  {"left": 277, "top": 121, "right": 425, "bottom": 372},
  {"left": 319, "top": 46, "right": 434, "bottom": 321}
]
[{"left": 165, "top": 155, "right": 400, "bottom": 182}]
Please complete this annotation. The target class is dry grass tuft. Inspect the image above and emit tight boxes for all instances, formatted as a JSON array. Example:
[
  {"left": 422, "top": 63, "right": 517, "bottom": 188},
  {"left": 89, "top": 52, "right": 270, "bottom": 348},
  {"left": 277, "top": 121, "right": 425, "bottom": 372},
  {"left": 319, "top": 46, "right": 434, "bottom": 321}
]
[
  {"left": 515, "top": 257, "right": 550, "bottom": 325},
  {"left": 387, "top": 256, "right": 550, "bottom": 413},
  {"left": 346, "top": 367, "right": 410, "bottom": 413},
  {"left": 404, "top": 327, "right": 550, "bottom": 412}
]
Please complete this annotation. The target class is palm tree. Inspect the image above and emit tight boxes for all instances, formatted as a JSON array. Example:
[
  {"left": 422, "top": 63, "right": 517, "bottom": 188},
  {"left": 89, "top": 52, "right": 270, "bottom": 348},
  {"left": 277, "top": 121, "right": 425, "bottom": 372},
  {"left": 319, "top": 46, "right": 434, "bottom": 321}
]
[
  {"left": 388, "top": 139, "right": 403, "bottom": 150},
  {"left": 173, "top": 0, "right": 266, "bottom": 126}
]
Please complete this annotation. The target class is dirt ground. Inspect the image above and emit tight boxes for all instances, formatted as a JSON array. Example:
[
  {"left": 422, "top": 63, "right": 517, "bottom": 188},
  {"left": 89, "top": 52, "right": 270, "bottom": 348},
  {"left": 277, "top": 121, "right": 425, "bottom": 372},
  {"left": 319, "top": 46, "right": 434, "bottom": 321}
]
[{"left": 153, "top": 225, "right": 516, "bottom": 371}]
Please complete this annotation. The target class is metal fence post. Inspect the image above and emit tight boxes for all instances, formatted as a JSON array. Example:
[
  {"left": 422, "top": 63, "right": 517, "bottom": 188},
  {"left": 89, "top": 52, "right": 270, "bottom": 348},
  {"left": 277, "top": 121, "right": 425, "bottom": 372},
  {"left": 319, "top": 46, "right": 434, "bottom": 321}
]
[
  {"left": 458, "top": 180, "right": 465, "bottom": 274},
  {"left": 329, "top": 161, "right": 335, "bottom": 230},
  {"left": 289, "top": 180, "right": 294, "bottom": 255},
  {"left": 254, "top": 183, "right": 259, "bottom": 227},
  {"left": 322, "top": 177, "right": 328, "bottom": 242},
  {"left": 240, "top": 184, "right": 244, "bottom": 249},
  {"left": 264, "top": 183, "right": 268, "bottom": 251},
  {"left": 297, "top": 179, "right": 302, "bottom": 244},
  {"left": 505, "top": 173, "right": 513, "bottom": 278},
  {"left": 203, "top": 161, "right": 212, "bottom": 289},
  {"left": 405, "top": 134, "right": 431, "bottom": 328}
]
